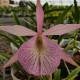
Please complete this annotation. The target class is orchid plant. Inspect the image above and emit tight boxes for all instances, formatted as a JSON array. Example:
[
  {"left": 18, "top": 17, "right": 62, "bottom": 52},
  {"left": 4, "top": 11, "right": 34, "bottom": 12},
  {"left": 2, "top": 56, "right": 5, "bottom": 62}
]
[{"left": 0, "top": 0, "right": 80, "bottom": 76}]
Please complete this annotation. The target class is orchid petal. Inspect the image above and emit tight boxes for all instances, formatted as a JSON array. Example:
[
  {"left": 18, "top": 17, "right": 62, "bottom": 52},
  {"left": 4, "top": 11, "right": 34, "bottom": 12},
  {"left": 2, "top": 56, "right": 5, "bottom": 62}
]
[
  {"left": 18, "top": 35, "right": 62, "bottom": 75},
  {"left": 61, "top": 50, "right": 78, "bottom": 67},
  {"left": 36, "top": 0, "right": 44, "bottom": 33},
  {"left": 1, "top": 52, "right": 18, "bottom": 70},
  {"left": 0, "top": 25, "right": 37, "bottom": 36},
  {"left": 43, "top": 24, "right": 80, "bottom": 35}
]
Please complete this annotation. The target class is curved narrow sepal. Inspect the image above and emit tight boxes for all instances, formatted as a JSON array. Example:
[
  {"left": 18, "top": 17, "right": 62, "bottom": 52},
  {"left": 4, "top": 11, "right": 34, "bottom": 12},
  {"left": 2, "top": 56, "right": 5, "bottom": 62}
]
[
  {"left": 61, "top": 50, "right": 79, "bottom": 67},
  {"left": 36, "top": 0, "right": 44, "bottom": 33},
  {"left": 18, "top": 35, "right": 62, "bottom": 76},
  {"left": 0, "top": 25, "right": 37, "bottom": 36},
  {"left": 43, "top": 24, "right": 80, "bottom": 35},
  {"left": 1, "top": 52, "right": 18, "bottom": 70}
]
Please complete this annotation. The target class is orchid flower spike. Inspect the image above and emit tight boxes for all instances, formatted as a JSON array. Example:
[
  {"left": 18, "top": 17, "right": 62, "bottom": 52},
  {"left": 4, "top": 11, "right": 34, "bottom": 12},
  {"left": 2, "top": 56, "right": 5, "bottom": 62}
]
[{"left": 0, "top": 0, "right": 80, "bottom": 76}]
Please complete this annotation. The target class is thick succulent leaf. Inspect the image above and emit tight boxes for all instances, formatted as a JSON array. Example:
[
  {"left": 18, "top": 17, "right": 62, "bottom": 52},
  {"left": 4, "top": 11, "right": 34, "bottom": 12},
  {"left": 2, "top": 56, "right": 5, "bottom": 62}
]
[
  {"left": 12, "top": 12, "right": 20, "bottom": 25},
  {"left": 54, "top": 69, "right": 61, "bottom": 80},
  {"left": 1, "top": 52, "right": 18, "bottom": 70},
  {"left": 54, "top": 5, "right": 72, "bottom": 25},
  {"left": 36, "top": 0, "right": 44, "bottom": 33},
  {"left": 68, "top": 75, "right": 77, "bottom": 80},
  {"left": 18, "top": 35, "right": 62, "bottom": 76},
  {"left": 0, "top": 25, "right": 37, "bottom": 36},
  {"left": 61, "top": 50, "right": 78, "bottom": 67},
  {"left": 43, "top": 24, "right": 80, "bottom": 35},
  {"left": 64, "top": 66, "right": 80, "bottom": 80},
  {"left": 0, "top": 33, "right": 20, "bottom": 48}
]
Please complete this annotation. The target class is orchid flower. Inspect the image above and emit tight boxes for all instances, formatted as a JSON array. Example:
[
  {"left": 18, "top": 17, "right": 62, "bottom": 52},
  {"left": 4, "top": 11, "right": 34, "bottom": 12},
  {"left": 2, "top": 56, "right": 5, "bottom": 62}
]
[{"left": 0, "top": 0, "right": 80, "bottom": 76}]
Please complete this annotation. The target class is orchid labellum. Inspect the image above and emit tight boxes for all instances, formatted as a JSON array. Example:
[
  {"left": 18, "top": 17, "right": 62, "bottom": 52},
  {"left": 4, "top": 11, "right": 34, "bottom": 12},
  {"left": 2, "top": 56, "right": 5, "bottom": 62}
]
[{"left": 0, "top": 0, "right": 80, "bottom": 76}]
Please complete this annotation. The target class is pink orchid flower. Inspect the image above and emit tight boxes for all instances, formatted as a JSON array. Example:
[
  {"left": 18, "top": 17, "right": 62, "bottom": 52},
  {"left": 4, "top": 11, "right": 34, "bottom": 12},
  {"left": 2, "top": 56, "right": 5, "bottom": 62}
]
[{"left": 0, "top": 0, "right": 80, "bottom": 76}]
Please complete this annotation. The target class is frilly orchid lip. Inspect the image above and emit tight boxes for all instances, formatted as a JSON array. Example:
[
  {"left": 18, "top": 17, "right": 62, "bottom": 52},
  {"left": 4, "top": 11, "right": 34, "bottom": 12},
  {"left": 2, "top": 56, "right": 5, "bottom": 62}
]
[{"left": 0, "top": 0, "right": 79, "bottom": 76}]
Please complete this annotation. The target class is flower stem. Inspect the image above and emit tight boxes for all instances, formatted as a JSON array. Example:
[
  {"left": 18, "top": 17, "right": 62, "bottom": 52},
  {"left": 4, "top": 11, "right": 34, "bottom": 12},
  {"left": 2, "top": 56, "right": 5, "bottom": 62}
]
[
  {"left": 46, "top": 74, "right": 52, "bottom": 80},
  {"left": 63, "top": 61, "right": 70, "bottom": 75},
  {"left": 73, "top": 30, "right": 78, "bottom": 48}
]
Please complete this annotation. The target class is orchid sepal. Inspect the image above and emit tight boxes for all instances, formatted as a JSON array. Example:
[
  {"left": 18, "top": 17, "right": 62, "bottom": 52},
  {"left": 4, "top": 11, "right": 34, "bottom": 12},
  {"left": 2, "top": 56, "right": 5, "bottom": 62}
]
[
  {"left": 1, "top": 52, "right": 18, "bottom": 70},
  {"left": 43, "top": 24, "right": 80, "bottom": 35},
  {"left": 0, "top": 25, "right": 37, "bottom": 36},
  {"left": 36, "top": 0, "right": 44, "bottom": 33},
  {"left": 61, "top": 50, "right": 79, "bottom": 67}
]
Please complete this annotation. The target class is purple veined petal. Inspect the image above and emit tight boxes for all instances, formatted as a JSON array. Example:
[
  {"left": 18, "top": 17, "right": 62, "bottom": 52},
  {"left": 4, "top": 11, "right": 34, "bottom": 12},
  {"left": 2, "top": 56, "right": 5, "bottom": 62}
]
[
  {"left": 1, "top": 52, "right": 18, "bottom": 70},
  {"left": 61, "top": 50, "right": 79, "bottom": 67},
  {"left": 18, "top": 35, "right": 62, "bottom": 76},
  {"left": 0, "top": 25, "right": 37, "bottom": 36},
  {"left": 43, "top": 24, "right": 80, "bottom": 35},
  {"left": 36, "top": 0, "right": 44, "bottom": 33}
]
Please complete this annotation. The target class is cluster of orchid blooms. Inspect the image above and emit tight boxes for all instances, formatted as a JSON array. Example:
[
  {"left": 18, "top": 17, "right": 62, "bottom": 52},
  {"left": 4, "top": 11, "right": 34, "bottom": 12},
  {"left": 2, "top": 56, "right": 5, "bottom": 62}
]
[{"left": 0, "top": 0, "right": 80, "bottom": 76}]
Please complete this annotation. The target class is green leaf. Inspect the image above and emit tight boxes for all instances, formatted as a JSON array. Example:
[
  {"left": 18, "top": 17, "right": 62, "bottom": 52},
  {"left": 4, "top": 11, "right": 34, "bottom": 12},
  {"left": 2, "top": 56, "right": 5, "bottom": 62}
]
[
  {"left": 58, "top": 35, "right": 65, "bottom": 44},
  {"left": 68, "top": 39, "right": 74, "bottom": 45},
  {"left": 44, "top": 16, "right": 58, "bottom": 20},
  {"left": 26, "top": 1, "right": 36, "bottom": 12},
  {"left": 24, "top": 18, "right": 36, "bottom": 31},
  {"left": 58, "top": 34, "right": 74, "bottom": 44},
  {"left": 0, "top": 54, "right": 10, "bottom": 61},
  {"left": 29, "top": 1, "right": 36, "bottom": 11},
  {"left": 44, "top": 8, "right": 65, "bottom": 14},
  {"left": 54, "top": 5, "right": 73, "bottom": 25},
  {"left": 0, "top": 54, "right": 19, "bottom": 71},
  {"left": 11, "top": 12, "right": 20, "bottom": 25},
  {"left": 43, "top": 2, "right": 48, "bottom": 11},
  {"left": 30, "top": 16, "right": 36, "bottom": 25},
  {"left": 24, "top": 18, "right": 34, "bottom": 29},
  {"left": 65, "top": 67, "right": 80, "bottom": 80},
  {"left": 54, "top": 69, "right": 61, "bottom": 80},
  {"left": 12, "top": 12, "right": 26, "bottom": 44},
  {"left": 68, "top": 16, "right": 73, "bottom": 24},
  {"left": 48, "top": 35, "right": 53, "bottom": 39},
  {"left": 68, "top": 75, "right": 77, "bottom": 80},
  {"left": 0, "top": 33, "right": 20, "bottom": 48},
  {"left": 0, "top": 53, "right": 28, "bottom": 76},
  {"left": 14, "top": 35, "right": 26, "bottom": 45},
  {"left": 64, "top": 45, "right": 73, "bottom": 52},
  {"left": 38, "top": 76, "right": 47, "bottom": 80},
  {"left": 74, "top": 0, "right": 79, "bottom": 23},
  {"left": 63, "top": 39, "right": 74, "bottom": 52}
]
